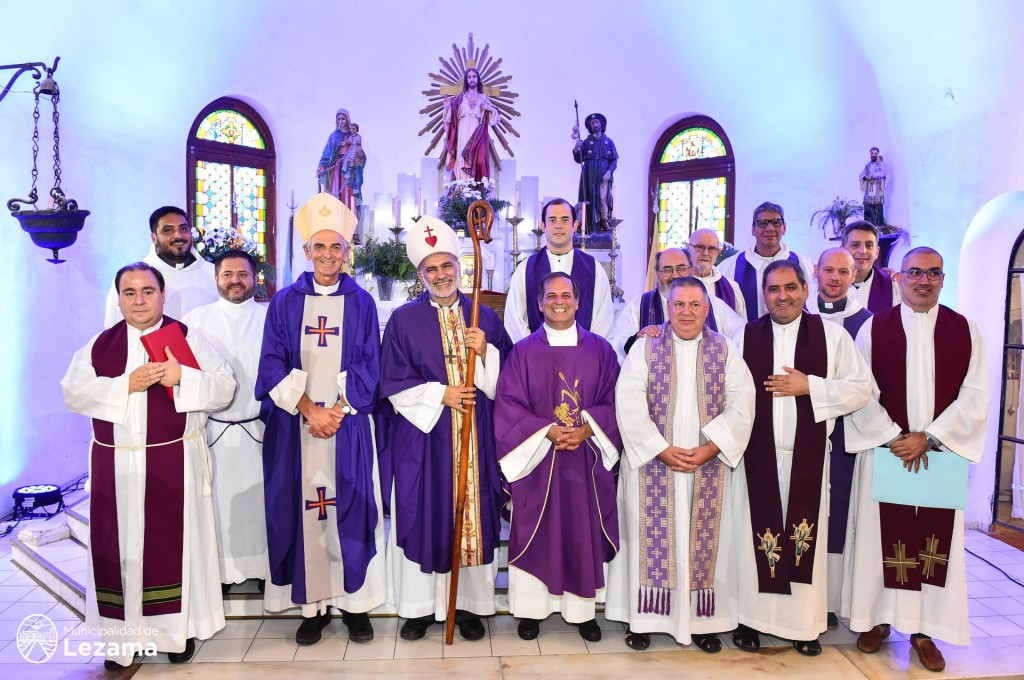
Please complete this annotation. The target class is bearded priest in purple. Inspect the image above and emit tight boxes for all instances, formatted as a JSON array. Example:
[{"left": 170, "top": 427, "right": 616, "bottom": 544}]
[
  {"left": 495, "top": 272, "right": 622, "bottom": 643},
  {"left": 608, "top": 277, "right": 755, "bottom": 653},
  {"left": 256, "top": 192, "right": 385, "bottom": 646},
  {"left": 378, "top": 216, "right": 513, "bottom": 642},
  {"left": 732, "top": 260, "right": 871, "bottom": 657}
]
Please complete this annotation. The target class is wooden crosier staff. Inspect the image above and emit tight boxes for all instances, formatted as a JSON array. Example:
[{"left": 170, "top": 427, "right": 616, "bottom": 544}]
[{"left": 445, "top": 199, "right": 493, "bottom": 645}]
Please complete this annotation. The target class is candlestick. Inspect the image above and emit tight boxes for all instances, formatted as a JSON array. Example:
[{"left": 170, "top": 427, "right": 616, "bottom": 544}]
[
  {"left": 514, "top": 187, "right": 521, "bottom": 218},
  {"left": 416, "top": 188, "right": 422, "bottom": 217}
]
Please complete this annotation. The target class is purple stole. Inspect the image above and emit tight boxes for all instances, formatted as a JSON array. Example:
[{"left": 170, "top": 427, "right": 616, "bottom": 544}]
[
  {"left": 734, "top": 251, "right": 800, "bottom": 322},
  {"left": 638, "top": 289, "right": 665, "bottom": 328},
  {"left": 90, "top": 318, "right": 188, "bottom": 619},
  {"left": 524, "top": 248, "right": 597, "bottom": 332},
  {"left": 871, "top": 305, "right": 971, "bottom": 590},
  {"left": 742, "top": 313, "right": 828, "bottom": 594},
  {"left": 865, "top": 265, "right": 897, "bottom": 313},
  {"left": 714, "top": 278, "right": 738, "bottom": 313},
  {"left": 642, "top": 325, "right": 728, "bottom": 617},
  {"left": 826, "top": 306, "right": 872, "bottom": 554}
]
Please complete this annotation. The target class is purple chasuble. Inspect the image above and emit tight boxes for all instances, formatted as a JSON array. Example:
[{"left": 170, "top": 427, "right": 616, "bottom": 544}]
[
  {"left": 256, "top": 271, "right": 380, "bottom": 603},
  {"left": 742, "top": 312, "right": 828, "bottom": 594},
  {"left": 870, "top": 305, "right": 970, "bottom": 590},
  {"left": 378, "top": 292, "right": 513, "bottom": 573},
  {"left": 90, "top": 317, "right": 188, "bottom": 619},
  {"left": 865, "top": 265, "right": 897, "bottom": 313},
  {"left": 524, "top": 248, "right": 597, "bottom": 332},
  {"left": 733, "top": 251, "right": 800, "bottom": 322},
  {"left": 494, "top": 328, "right": 621, "bottom": 597}
]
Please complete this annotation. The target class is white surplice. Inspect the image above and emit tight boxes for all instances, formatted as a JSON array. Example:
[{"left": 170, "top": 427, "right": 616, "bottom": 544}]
[
  {"left": 718, "top": 245, "right": 815, "bottom": 319},
  {"left": 733, "top": 317, "right": 871, "bottom": 640},
  {"left": 608, "top": 288, "right": 745, "bottom": 363},
  {"left": 503, "top": 249, "right": 613, "bottom": 343},
  {"left": 61, "top": 322, "right": 236, "bottom": 665},
  {"left": 104, "top": 249, "right": 219, "bottom": 328},
  {"left": 842, "top": 304, "right": 989, "bottom": 644},
  {"left": 182, "top": 297, "right": 271, "bottom": 586},
  {"left": 385, "top": 297, "right": 503, "bottom": 619},
  {"left": 606, "top": 333, "right": 755, "bottom": 643},
  {"left": 696, "top": 266, "right": 747, "bottom": 322},
  {"left": 499, "top": 323, "right": 620, "bottom": 624}
]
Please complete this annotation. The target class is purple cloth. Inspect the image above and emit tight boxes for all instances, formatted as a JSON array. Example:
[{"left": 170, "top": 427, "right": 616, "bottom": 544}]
[
  {"left": 378, "top": 293, "right": 513, "bottom": 574},
  {"left": 714, "top": 277, "right": 738, "bottom": 312},
  {"left": 732, "top": 251, "right": 800, "bottom": 321},
  {"left": 865, "top": 265, "right": 897, "bottom": 313},
  {"left": 255, "top": 271, "right": 380, "bottom": 603},
  {"left": 524, "top": 249, "right": 597, "bottom": 333},
  {"left": 494, "top": 328, "right": 622, "bottom": 597}
]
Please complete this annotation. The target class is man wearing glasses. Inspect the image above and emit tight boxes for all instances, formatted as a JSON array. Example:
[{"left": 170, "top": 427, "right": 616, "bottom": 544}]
[
  {"left": 688, "top": 228, "right": 746, "bottom": 321},
  {"left": 844, "top": 248, "right": 989, "bottom": 673},
  {"left": 718, "top": 202, "right": 815, "bottom": 321},
  {"left": 608, "top": 247, "right": 743, "bottom": 362}
]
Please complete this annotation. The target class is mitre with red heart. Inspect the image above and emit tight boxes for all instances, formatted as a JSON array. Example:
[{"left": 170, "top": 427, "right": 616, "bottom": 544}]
[{"left": 405, "top": 215, "right": 461, "bottom": 268}]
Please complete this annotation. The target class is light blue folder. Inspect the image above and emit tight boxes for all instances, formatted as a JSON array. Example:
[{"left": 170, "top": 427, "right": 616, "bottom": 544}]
[{"left": 871, "top": 447, "right": 969, "bottom": 509}]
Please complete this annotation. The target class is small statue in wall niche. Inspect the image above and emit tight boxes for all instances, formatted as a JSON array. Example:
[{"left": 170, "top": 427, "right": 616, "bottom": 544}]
[
  {"left": 316, "top": 108, "right": 363, "bottom": 208},
  {"left": 573, "top": 112, "right": 618, "bottom": 232},
  {"left": 859, "top": 146, "right": 887, "bottom": 227}
]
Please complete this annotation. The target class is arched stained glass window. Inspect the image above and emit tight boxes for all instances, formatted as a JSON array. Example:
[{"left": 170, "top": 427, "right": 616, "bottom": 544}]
[
  {"left": 648, "top": 116, "right": 735, "bottom": 252},
  {"left": 187, "top": 98, "right": 276, "bottom": 297}
]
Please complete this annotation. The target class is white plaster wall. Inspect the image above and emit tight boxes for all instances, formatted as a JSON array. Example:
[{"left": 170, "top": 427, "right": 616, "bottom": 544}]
[{"left": 0, "top": 0, "right": 1020, "bottom": 514}]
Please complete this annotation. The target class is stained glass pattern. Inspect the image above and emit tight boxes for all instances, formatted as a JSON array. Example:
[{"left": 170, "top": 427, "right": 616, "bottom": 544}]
[
  {"left": 234, "top": 166, "right": 267, "bottom": 258},
  {"left": 660, "top": 127, "right": 726, "bottom": 163},
  {"left": 656, "top": 177, "right": 727, "bottom": 249},
  {"left": 195, "top": 161, "right": 232, "bottom": 232},
  {"left": 196, "top": 110, "right": 265, "bottom": 149},
  {"left": 194, "top": 162, "right": 268, "bottom": 259}
]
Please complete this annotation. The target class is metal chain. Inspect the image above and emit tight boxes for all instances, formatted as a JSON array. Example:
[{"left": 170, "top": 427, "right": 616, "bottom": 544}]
[
  {"left": 29, "top": 89, "right": 41, "bottom": 201},
  {"left": 51, "top": 91, "right": 61, "bottom": 194}
]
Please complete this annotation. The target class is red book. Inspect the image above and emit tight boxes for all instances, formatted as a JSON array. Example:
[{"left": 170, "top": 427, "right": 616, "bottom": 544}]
[{"left": 140, "top": 321, "right": 201, "bottom": 399}]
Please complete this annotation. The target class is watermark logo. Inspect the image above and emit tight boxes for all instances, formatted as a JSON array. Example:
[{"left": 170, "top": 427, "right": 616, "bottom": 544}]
[{"left": 17, "top": 614, "right": 58, "bottom": 663}]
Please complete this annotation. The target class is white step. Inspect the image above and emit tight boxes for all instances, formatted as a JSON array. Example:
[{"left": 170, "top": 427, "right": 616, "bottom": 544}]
[{"left": 11, "top": 533, "right": 87, "bottom": 617}]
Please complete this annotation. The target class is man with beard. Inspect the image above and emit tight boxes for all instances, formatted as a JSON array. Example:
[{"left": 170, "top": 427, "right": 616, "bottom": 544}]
[
  {"left": 718, "top": 202, "right": 815, "bottom": 321},
  {"left": 732, "top": 260, "right": 870, "bottom": 657},
  {"left": 572, "top": 112, "right": 619, "bottom": 230},
  {"left": 442, "top": 67, "right": 498, "bottom": 182},
  {"left": 812, "top": 248, "right": 872, "bottom": 629},
  {"left": 495, "top": 272, "right": 622, "bottom": 642},
  {"left": 844, "top": 248, "right": 988, "bottom": 673},
  {"left": 688, "top": 228, "right": 745, "bottom": 320},
  {"left": 104, "top": 206, "right": 218, "bottom": 327},
  {"left": 379, "top": 216, "right": 513, "bottom": 642},
  {"left": 183, "top": 249, "right": 273, "bottom": 596},
  {"left": 842, "top": 221, "right": 900, "bottom": 312},
  {"left": 608, "top": 247, "right": 743, "bottom": 362},
  {"left": 256, "top": 192, "right": 385, "bottom": 645},
  {"left": 608, "top": 277, "right": 755, "bottom": 653},
  {"left": 859, "top": 147, "right": 888, "bottom": 226},
  {"left": 504, "top": 198, "right": 613, "bottom": 343}
]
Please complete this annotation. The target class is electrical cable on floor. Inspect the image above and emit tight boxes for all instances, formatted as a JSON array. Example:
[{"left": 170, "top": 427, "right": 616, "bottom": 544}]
[{"left": 963, "top": 546, "right": 1024, "bottom": 588}]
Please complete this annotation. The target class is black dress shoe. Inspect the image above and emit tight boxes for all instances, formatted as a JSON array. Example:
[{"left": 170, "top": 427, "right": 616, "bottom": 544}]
[
  {"left": 732, "top": 624, "right": 760, "bottom": 652},
  {"left": 257, "top": 578, "right": 266, "bottom": 593},
  {"left": 342, "top": 610, "right": 375, "bottom": 643},
  {"left": 295, "top": 610, "right": 332, "bottom": 645},
  {"left": 455, "top": 610, "right": 486, "bottom": 641},
  {"left": 103, "top": 654, "right": 137, "bottom": 671},
  {"left": 167, "top": 638, "right": 196, "bottom": 663},
  {"left": 692, "top": 633, "right": 722, "bottom": 653},
  {"left": 221, "top": 582, "right": 232, "bottom": 596},
  {"left": 793, "top": 638, "right": 822, "bottom": 656},
  {"left": 400, "top": 615, "right": 435, "bottom": 641},
  {"left": 624, "top": 630, "right": 650, "bottom": 650},
  {"left": 577, "top": 618, "right": 602, "bottom": 642},
  {"left": 827, "top": 612, "right": 839, "bottom": 630},
  {"left": 517, "top": 618, "right": 540, "bottom": 640}
]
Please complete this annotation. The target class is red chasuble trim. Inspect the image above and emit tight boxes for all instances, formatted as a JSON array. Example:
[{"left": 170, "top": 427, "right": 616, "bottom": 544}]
[
  {"left": 742, "top": 312, "right": 828, "bottom": 594},
  {"left": 90, "top": 317, "right": 188, "bottom": 619},
  {"left": 870, "top": 305, "right": 971, "bottom": 590}
]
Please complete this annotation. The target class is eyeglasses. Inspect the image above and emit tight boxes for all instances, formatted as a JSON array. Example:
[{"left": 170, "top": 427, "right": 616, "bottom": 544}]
[
  {"left": 658, "top": 265, "right": 691, "bottom": 276},
  {"left": 901, "top": 268, "right": 944, "bottom": 281},
  {"left": 689, "top": 244, "right": 721, "bottom": 255},
  {"left": 754, "top": 218, "right": 784, "bottom": 229}
]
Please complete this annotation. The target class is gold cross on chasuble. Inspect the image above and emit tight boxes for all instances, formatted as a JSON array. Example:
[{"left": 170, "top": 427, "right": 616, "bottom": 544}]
[
  {"left": 884, "top": 541, "right": 919, "bottom": 585},
  {"left": 919, "top": 534, "right": 949, "bottom": 579}
]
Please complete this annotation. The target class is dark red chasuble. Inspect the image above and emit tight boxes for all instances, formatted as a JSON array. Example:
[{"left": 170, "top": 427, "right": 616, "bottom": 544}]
[
  {"left": 870, "top": 305, "right": 971, "bottom": 590},
  {"left": 90, "top": 317, "right": 188, "bottom": 619},
  {"left": 742, "top": 312, "right": 828, "bottom": 594}
]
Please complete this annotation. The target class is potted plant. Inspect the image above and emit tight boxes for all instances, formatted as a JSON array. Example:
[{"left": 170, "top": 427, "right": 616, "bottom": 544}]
[
  {"left": 809, "top": 197, "right": 865, "bottom": 240},
  {"left": 352, "top": 235, "right": 417, "bottom": 301}
]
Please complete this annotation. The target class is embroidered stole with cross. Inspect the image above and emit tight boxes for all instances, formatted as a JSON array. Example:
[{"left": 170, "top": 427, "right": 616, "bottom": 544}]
[
  {"left": 871, "top": 305, "right": 971, "bottom": 590},
  {"left": 641, "top": 325, "right": 728, "bottom": 616},
  {"left": 438, "top": 305, "right": 484, "bottom": 567}
]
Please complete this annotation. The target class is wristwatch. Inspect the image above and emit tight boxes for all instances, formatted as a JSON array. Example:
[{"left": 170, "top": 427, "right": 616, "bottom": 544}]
[
  {"left": 924, "top": 433, "right": 941, "bottom": 450},
  {"left": 339, "top": 402, "right": 356, "bottom": 416}
]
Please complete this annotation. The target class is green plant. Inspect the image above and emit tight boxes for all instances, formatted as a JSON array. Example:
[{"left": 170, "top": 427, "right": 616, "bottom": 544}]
[
  {"left": 438, "top": 178, "right": 511, "bottom": 229},
  {"left": 352, "top": 236, "right": 417, "bottom": 281},
  {"left": 810, "top": 197, "right": 864, "bottom": 239}
]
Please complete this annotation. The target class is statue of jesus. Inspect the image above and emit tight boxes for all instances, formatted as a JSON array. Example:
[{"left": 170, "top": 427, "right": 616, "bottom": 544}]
[{"left": 442, "top": 68, "right": 497, "bottom": 182}]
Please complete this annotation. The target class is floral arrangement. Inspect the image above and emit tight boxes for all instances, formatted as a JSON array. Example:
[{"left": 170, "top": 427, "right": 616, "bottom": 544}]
[
  {"left": 437, "top": 179, "right": 511, "bottom": 230},
  {"left": 191, "top": 225, "right": 275, "bottom": 297}
]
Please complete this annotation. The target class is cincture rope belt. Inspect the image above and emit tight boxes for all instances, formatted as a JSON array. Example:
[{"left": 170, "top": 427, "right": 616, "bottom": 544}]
[
  {"left": 208, "top": 415, "right": 263, "bottom": 447},
  {"left": 91, "top": 429, "right": 212, "bottom": 495}
]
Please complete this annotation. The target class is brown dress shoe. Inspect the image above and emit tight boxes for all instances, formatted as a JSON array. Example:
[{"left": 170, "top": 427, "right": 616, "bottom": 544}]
[
  {"left": 911, "top": 635, "right": 945, "bottom": 672},
  {"left": 856, "top": 624, "right": 891, "bottom": 653}
]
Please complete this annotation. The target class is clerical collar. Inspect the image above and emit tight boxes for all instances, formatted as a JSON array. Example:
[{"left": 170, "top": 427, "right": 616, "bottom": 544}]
[
  {"left": 546, "top": 248, "right": 574, "bottom": 267},
  {"left": 853, "top": 268, "right": 873, "bottom": 289},
  {"left": 770, "top": 315, "right": 802, "bottom": 331},
  {"left": 313, "top": 280, "right": 340, "bottom": 295},
  {"left": 818, "top": 296, "right": 848, "bottom": 313},
  {"left": 542, "top": 322, "right": 578, "bottom": 346},
  {"left": 901, "top": 302, "right": 938, "bottom": 318},
  {"left": 157, "top": 251, "right": 196, "bottom": 270}
]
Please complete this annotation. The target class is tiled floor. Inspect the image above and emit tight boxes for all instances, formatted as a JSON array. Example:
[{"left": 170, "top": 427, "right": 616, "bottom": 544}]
[{"left": 1, "top": 528, "right": 1024, "bottom": 677}]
